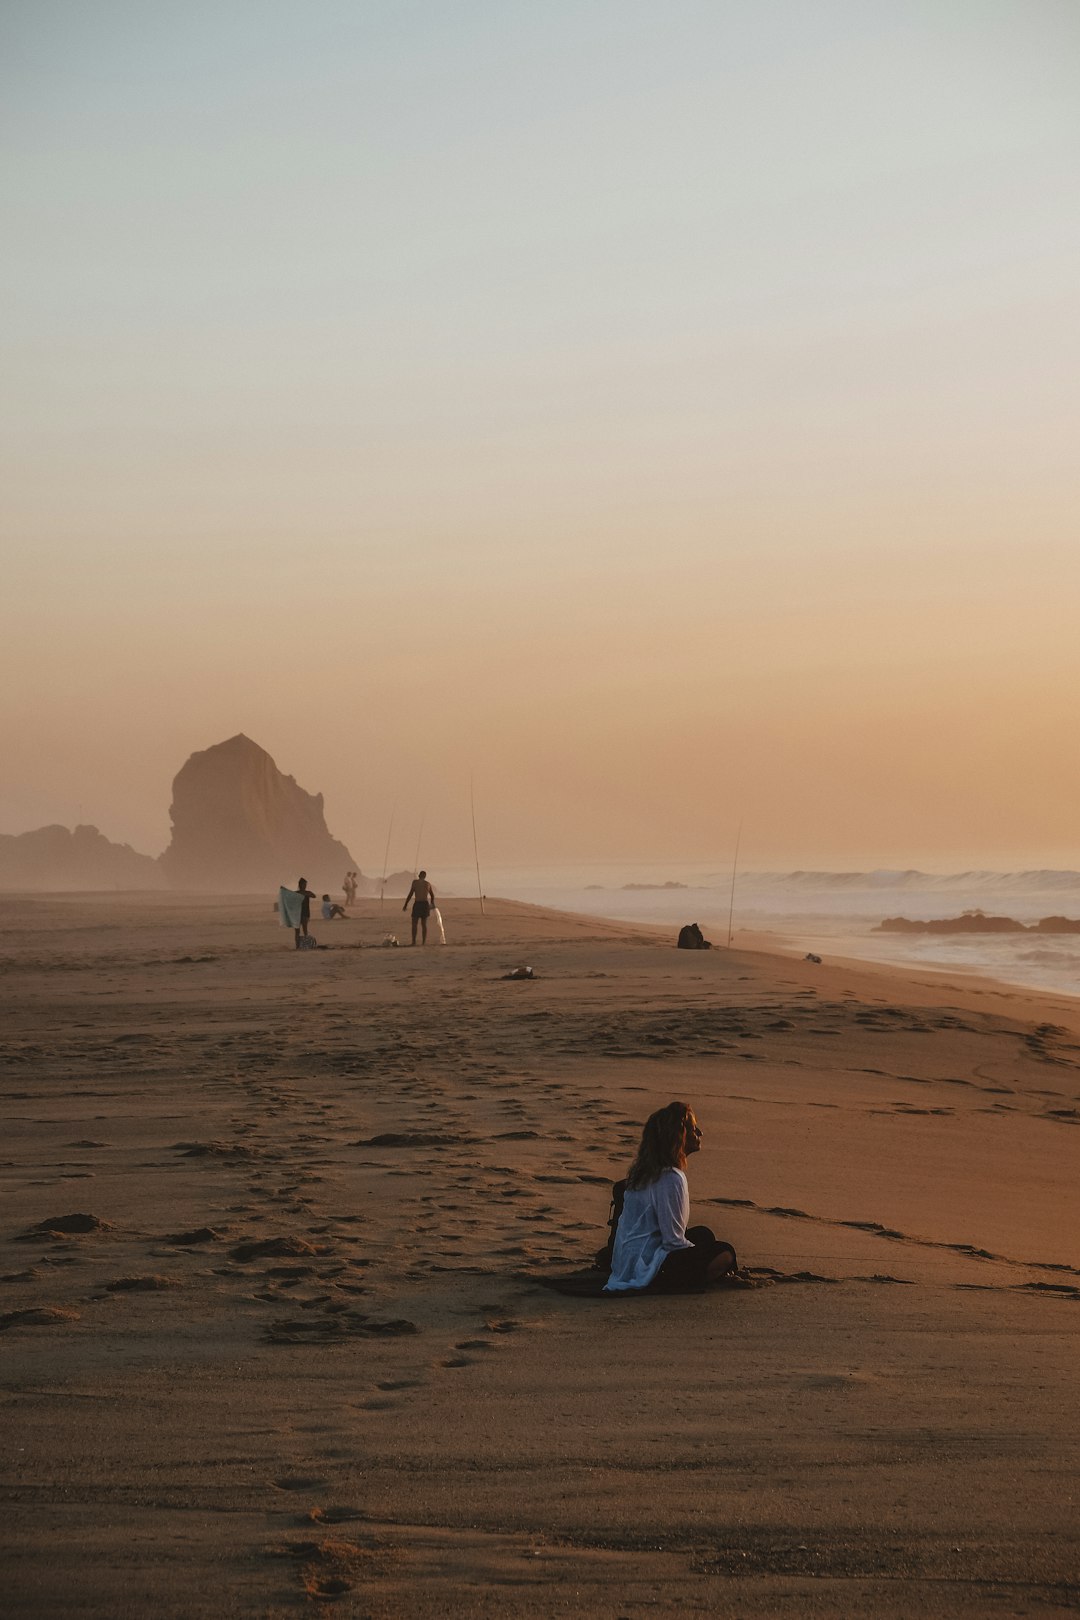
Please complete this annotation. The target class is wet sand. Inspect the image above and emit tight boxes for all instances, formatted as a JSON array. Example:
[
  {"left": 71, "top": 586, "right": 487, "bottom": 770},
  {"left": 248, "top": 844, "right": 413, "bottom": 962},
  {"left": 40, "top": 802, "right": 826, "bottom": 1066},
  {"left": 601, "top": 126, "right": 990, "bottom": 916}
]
[{"left": 2, "top": 893, "right": 1079, "bottom": 1616}]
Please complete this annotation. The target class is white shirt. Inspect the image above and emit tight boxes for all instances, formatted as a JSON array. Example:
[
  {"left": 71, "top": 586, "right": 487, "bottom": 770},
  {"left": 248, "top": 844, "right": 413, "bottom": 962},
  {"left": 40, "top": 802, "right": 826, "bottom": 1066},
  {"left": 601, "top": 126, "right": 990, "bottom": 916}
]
[
  {"left": 603, "top": 1167, "right": 693, "bottom": 1293},
  {"left": 321, "top": 901, "right": 333, "bottom": 920}
]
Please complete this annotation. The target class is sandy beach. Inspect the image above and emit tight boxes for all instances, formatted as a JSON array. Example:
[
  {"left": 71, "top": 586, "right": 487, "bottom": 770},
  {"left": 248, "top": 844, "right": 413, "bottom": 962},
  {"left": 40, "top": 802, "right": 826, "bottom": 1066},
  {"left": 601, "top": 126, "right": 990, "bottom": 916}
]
[{"left": 2, "top": 894, "right": 1079, "bottom": 1617}]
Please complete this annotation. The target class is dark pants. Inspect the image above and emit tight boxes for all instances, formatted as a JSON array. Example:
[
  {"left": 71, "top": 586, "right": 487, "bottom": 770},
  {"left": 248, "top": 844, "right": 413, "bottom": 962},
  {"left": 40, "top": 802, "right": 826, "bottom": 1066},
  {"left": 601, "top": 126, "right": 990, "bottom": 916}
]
[{"left": 648, "top": 1226, "right": 737, "bottom": 1293}]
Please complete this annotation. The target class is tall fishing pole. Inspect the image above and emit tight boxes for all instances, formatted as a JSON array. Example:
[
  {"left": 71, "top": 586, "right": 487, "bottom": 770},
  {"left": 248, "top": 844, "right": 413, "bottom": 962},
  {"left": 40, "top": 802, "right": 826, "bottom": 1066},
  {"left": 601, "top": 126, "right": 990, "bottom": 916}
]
[
  {"left": 379, "top": 801, "right": 396, "bottom": 908},
  {"left": 470, "top": 776, "right": 486, "bottom": 916},
  {"left": 727, "top": 820, "right": 742, "bottom": 948},
  {"left": 412, "top": 803, "right": 427, "bottom": 878}
]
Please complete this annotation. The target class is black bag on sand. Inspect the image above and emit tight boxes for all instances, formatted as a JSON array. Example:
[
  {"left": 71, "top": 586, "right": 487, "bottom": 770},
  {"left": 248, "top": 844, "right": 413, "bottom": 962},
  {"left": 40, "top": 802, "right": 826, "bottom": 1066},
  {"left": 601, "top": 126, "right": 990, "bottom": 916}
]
[
  {"left": 593, "top": 1178, "right": 626, "bottom": 1272},
  {"left": 677, "top": 923, "right": 712, "bottom": 950},
  {"left": 532, "top": 1180, "right": 626, "bottom": 1297}
]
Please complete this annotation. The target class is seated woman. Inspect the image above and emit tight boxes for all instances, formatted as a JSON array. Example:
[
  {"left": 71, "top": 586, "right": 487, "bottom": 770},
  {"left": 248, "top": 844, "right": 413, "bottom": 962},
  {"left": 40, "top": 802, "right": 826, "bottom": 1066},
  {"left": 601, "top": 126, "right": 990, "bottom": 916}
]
[{"left": 603, "top": 1101, "right": 737, "bottom": 1293}]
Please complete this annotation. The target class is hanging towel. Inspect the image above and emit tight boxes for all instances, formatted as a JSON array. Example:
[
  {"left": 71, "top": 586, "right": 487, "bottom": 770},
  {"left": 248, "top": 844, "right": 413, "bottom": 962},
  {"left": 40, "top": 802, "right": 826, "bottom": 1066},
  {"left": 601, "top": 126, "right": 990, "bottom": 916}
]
[
  {"left": 432, "top": 906, "right": 446, "bottom": 944},
  {"left": 279, "top": 886, "right": 304, "bottom": 929}
]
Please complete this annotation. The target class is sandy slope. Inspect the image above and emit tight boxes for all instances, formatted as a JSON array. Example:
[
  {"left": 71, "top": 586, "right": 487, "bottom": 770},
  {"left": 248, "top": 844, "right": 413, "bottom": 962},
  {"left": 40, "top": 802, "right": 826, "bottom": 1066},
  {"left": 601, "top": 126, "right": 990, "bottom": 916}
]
[{"left": 1, "top": 894, "right": 1078, "bottom": 1617}]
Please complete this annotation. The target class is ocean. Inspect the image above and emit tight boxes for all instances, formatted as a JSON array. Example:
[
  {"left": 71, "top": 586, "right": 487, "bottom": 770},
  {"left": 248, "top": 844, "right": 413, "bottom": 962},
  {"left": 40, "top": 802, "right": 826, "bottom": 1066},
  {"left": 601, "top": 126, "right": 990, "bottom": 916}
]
[{"left": 437, "top": 865, "right": 1080, "bottom": 1000}]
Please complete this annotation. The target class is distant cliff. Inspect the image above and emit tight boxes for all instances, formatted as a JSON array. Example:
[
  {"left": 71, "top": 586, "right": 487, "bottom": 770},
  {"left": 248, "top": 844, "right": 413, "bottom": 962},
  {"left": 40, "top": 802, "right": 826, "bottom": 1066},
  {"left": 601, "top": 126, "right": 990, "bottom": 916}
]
[
  {"left": 0, "top": 824, "right": 165, "bottom": 891},
  {"left": 158, "top": 734, "right": 357, "bottom": 892}
]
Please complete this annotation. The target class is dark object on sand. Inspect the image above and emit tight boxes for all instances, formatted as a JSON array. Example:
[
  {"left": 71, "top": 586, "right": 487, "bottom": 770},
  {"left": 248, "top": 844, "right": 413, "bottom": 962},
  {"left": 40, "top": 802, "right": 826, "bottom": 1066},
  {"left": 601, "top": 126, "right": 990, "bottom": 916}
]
[
  {"left": 106, "top": 1275, "right": 181, "bottom": 1292},
  {"left": 230, "top": 1235, "right": 319, "bottom": 1262},
  {"left": 502, "top": 966, "right": 536, "bottom": 979},
  {"left": 164, "top": 1227, "right": 226, "bottom": 1245},
  {"left": 805, "top": 952, "right": 822, "bottom": 963},
  {"left": 265, "top": 1313, "right": 418, "bottom": 1343},
  {"left": 594, "top": 1178, "right": 627, "bottom": 1271},
  {"left": 677, "top": 923, "right": 712, "bottom": 950},
  {"left": 27, "top": 1212, "right": 108, "bottom": 1235},
  {"left": 356, "top": 1132, "right": 449, "bottom": 1148},
  {"left": 0, "top": 1305, "right": 82, "bottom": 1330}
]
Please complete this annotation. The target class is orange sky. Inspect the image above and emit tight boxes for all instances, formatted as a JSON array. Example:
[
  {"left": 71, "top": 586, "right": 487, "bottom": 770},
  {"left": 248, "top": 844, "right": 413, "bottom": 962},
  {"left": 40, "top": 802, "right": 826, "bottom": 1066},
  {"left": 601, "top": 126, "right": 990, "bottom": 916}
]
[{"left": 2, "top": 3, "right": 1078, "bottom": 872}]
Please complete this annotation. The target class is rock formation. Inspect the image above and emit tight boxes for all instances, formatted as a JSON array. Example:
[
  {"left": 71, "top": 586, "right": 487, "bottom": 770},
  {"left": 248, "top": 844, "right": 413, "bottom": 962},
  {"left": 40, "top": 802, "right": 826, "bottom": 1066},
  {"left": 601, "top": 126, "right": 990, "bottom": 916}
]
[
  {"left": 876, "top": 911, "right": 1080, "bottom": 935},
  {"left": 159, "top": 734, "right": 358, "bottom": 893},
  {"left": 0, "top": 824, "right": 164, "bottom": 891}
]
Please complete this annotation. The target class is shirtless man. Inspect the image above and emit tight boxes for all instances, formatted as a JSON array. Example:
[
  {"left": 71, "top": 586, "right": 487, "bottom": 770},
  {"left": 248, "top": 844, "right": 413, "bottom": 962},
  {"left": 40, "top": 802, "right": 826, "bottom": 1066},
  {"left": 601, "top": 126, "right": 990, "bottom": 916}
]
[{"left": 403, "top": 870, "right": 436, "bottom": 945}]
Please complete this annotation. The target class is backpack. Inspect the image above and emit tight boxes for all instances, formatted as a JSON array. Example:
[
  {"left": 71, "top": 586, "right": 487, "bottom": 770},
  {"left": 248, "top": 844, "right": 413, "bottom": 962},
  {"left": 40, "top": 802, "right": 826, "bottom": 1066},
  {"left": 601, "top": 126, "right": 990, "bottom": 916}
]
[
  {"left": 593, "top": 1178, "right": 627, "bottom": 1272},
  {"left": 677, "top": 923, "right": 705, "bottom": 949}
]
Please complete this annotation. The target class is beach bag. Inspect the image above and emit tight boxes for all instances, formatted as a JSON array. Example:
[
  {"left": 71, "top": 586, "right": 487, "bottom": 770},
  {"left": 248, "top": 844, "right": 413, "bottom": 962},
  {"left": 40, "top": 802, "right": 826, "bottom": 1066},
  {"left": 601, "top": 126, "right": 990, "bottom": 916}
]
[
  {"left": 432, "top": 906, "right": 446, "bottom": 944},
  {"left": 593, "top": 1178, "right": 627, "bottom": 1271},
  {"left": 677, "top": 923, "right": 705, "bottom": 949},
  {"left": 297, "top": 933, "right": 318, "bottom": 951}
]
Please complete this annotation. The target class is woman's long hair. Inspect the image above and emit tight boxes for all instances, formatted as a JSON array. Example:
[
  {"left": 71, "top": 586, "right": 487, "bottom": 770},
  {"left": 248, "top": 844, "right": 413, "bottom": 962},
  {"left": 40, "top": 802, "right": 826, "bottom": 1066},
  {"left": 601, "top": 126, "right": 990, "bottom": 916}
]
[{"left": 625, "top": 1101, "right": 694, "bottom": 1190}]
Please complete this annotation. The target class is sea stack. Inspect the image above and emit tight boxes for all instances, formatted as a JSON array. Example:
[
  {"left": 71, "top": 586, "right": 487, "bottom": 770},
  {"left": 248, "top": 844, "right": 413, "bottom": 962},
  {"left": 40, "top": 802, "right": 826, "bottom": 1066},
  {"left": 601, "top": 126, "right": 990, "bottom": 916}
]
[{"left": 159, "top": 734, "right": 357, "bottom": 892}]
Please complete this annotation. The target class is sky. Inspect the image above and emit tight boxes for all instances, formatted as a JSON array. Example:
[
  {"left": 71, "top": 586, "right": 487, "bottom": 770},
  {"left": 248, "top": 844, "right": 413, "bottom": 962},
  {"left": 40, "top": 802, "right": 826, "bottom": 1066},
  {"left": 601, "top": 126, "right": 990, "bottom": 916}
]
[{"left": 2, "top": 0, "right": 1079, "bottom": 874}]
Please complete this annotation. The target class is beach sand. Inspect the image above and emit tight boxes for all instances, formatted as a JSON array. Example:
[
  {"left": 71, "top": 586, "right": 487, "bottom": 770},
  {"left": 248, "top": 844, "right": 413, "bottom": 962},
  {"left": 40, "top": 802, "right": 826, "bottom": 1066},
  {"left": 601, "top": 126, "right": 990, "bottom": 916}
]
[{"left": 2, "top": 894, "right": 1078, "bottom": 1617}]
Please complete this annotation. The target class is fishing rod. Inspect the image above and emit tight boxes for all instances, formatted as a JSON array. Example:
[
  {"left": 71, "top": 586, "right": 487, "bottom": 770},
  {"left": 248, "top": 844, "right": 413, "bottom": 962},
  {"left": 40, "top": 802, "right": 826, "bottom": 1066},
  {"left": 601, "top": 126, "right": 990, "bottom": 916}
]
[
  {"left": 470, "top": 776, "right": 486, "bottom": 916},
  {"left": 379, "top": 800, "right": 396, "bottom": 908},
  {"left": 727, "top": 819, "right": 742, "bottom": 948},
  {"left": 412, "top": 803, "right": 428, "bottom": 878}
]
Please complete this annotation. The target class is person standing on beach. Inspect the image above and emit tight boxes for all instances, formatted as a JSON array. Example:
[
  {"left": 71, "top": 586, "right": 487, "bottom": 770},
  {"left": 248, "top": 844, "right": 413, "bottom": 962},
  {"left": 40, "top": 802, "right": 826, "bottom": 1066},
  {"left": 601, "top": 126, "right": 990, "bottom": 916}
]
[
  {"left": 403, "top": 870, "right": 436, "bottom": 945},
  {"left": 295, "top": 877, "right": 315, "bottom": 948}
]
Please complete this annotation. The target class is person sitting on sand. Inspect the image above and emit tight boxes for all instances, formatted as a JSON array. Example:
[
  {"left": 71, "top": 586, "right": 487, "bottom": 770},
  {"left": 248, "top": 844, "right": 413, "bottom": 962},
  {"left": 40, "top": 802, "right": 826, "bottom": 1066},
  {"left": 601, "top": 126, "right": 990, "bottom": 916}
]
[
  {"left": 402, "top": 869, "right": 436, "bottom": 945},
  {"left": 321, "top": 894, "right": 347, "bottom": 920},
  {"left": 603, "top": 1101, "right": 737, "bottom": 1293}
]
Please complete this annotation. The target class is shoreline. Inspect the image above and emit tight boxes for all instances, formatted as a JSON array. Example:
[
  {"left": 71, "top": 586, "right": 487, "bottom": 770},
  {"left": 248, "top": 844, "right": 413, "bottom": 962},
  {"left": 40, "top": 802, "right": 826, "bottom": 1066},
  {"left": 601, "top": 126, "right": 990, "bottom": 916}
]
[
  {"left": 6, "top": 883, "right": 1079, "bottom": 1010},
  {"left": 733, "top": 925, "right": 1080, "bottom": 1020}
]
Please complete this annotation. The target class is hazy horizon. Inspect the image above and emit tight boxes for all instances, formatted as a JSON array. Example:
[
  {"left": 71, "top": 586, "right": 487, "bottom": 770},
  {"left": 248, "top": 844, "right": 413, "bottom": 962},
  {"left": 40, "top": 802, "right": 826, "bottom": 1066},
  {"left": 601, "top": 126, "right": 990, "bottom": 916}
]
[{"left": 3, "top": 2, "right": 1078, "bottom": 873}]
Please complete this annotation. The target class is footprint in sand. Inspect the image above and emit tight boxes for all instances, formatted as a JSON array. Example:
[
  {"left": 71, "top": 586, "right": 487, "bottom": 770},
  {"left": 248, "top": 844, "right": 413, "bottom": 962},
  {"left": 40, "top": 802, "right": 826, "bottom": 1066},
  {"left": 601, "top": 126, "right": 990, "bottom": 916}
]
[
  {"left": 307, "top": 1505, "right": 367, "bottom": 1525},
  {"left": 104, "top": 1275, "right": 181, "bottom": 1292},
  {"left": 269, "top": 1536, "right": 375, "bottom": 1600},
  {"left": 19, "top": 1211, "right": 110, "bottom": 1239},
  {"left": 0, "top": 1305, "right": 81, "bottom": 1331}
]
